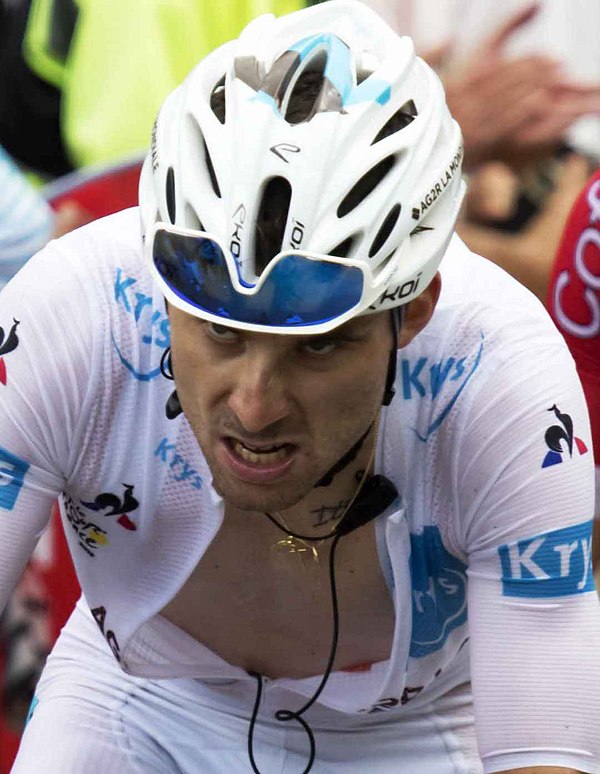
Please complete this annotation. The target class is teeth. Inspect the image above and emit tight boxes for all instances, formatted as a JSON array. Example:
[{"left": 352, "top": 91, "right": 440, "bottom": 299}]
[{"left": 234, "top": 440, "right": 289, "bottom": 465}]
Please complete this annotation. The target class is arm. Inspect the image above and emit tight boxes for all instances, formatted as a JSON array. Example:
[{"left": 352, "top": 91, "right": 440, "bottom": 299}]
[
  {"left": 544, "top": 169, "right": 600, "bottom": 575},
  {"left": 0, "top": 240, "right": 92, "bottom": 616},
  {"left": 434, "top": 3, "right": 600, "bottom": 170},
  {"left": 457, "top": 155, "right": 592, "bottom": 301},
  {"left": 453, "top": 316, "right": 600, "bottom": 773}
]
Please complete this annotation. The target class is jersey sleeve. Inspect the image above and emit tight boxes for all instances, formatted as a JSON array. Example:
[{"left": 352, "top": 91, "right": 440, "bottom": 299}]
[
  {"left": 454, "top": 328, "right": 600, "bottom": 773},
  {"left": 0, "top": 240, "right": 95, "bottom": 617}
]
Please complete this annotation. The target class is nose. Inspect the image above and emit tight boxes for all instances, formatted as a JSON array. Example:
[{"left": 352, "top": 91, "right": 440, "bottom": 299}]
[{"left": 227, "top": 352, "right": 290, "bottom": 434}]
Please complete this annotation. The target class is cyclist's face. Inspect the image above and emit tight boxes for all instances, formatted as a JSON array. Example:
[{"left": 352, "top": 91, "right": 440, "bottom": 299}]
[{"left": 169, "top": 277, "right": 439, "bottom": 513}]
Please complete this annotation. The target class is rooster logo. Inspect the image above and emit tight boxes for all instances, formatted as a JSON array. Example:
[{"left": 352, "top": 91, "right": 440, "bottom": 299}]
[
  {"left": 81, "top": 484, "right": 139, "bottom": 531},
  {"left": 0, "top": 319, "right": 20, "bottom": 386},
  {"left": 542, "top": 404, "right": 588, "bottom": 468}
]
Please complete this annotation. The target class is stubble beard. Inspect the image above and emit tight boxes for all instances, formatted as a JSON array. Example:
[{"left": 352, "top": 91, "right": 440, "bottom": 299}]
[
  {"left": 188, "top": 417, "right": 320, "bottom": 514},
  {"left": 210, "top": 470, "right": 314, "bottom": 514}
]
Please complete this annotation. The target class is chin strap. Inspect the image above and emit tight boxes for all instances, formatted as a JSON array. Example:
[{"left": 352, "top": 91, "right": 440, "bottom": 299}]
[
  {"left": 314, "top": 423, "right": 371, "bottom": 487},
  {"left": 382, "top": 307, "right": 402, "bottom": 407},
  {"left": 317, "top": 308, "right": 403, "bottom": 486}
]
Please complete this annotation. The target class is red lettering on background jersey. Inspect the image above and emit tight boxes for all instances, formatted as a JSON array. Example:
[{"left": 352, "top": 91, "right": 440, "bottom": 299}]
[{"left": 547, "top": 171, "right": 600, "bottom": 463}]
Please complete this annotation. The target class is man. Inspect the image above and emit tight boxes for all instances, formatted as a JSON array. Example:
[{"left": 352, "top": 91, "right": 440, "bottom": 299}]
[
  {"left": 0, "top": 0, "right": 304, "bottom": 175},
  {"left": 1, "top": 2, "right": 598, "bottom": 772}
]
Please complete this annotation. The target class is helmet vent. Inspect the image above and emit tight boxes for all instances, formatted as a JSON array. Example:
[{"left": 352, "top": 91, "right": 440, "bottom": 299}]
[
  {"left": 372, "top": 100, "right": 417, "bottom": 144},
  {"left": 210, "top": 76, "right": 226, "bottom": 124},
  {"left": 337, "top": 155, "right": 396, "bottom": 218},
  {"left": 166, "top": 167, "right": 176, "bottom": 224},
  {"left": 285, "top": 53, "right": 328, "bottom": 124},
  {"left": 369, "top": 204, "right": 401, "bottom": 257},
  {"left": 261, "top": 51, "right": 300, "bottom": 106},
  {"left": 184, "top": 203, "right": 204, "bottom": 232},
  {"left": 203, "top": 138, "right": 221, "bottom": 198},
  {"left": 328, "top": 236, "right": 356, "bottom": 259},
  {"left": 255, "top": 176, "right": 292, "bottom": 275},
  {"left": 356, "top": 69, "right": 372, "bottom": 86},
  {"left": 378, "top": 249, "right": 397, "bottom": 276}
]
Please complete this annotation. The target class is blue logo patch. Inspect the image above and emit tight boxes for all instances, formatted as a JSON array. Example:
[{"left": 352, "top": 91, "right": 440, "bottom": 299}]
[
  {"left": 113, "top": 268, "right": 170, "bottom": 381},
  {"left": 402, "top": 334, "right": 484, "bottom": 442},
  {"left": 498, "top": 520, "right": 594, "bottom": 598},
  {"left": 154, "top": 438, "right": 202, "bottom": 491},
  {"left": 0, "top": 445, "right": 30, "bottom": 511},
  {"left": 409, "top": 526, "right": 468, "bottom": 658},
  {"left": 255, "top": 34, "right": 390, "bottom": 114}
]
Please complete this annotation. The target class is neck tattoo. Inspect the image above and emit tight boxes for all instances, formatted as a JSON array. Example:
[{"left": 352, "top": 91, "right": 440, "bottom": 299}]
[{"left": 272, "top": 414, "right": 380, "bottom": 563}]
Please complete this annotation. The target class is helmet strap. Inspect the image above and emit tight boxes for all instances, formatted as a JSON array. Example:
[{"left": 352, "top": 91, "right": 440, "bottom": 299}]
[
  {"left": 160, "top": 346, "right": 183, "bottom": 420},
  {"left": 315, "top": 307, "right": 402, "bottom": 487},
  {"left": 382, "top": 307, "right": 402, "bottom": 406},
  {"left": 314, "top": 422, "right": 371, "bottom": 488}
]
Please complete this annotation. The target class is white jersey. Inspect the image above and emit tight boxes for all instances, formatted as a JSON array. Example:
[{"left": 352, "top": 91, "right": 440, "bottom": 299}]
[{"left": 1, "top": 208, "right": 599, "bottom": 773}]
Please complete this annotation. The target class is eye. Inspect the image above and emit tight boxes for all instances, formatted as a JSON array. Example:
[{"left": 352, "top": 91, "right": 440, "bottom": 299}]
[
  {"left": 206, "top": 322, "right": 239, "bottom": 342},
  {"left": 302, "top": 337, "right": 336, "bottom": 356}
]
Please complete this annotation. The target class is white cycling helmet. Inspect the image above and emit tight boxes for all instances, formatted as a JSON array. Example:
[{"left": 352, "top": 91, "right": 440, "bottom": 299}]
[{"left": 140, "top": 0, "right": 465, "bottom": 334}]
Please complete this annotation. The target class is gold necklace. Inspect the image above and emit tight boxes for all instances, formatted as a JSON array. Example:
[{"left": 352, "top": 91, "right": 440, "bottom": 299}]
[{"left": 272, "top": 414, "right": 380, "bottom": 563}]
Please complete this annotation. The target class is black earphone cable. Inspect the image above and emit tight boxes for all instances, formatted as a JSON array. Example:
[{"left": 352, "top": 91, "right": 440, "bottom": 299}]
[
  {"left": 247, "top": 529, "right": 343, "bottom": 774},
  {"left": 247, "top": 460, "right": 398, "bottom": 771}
]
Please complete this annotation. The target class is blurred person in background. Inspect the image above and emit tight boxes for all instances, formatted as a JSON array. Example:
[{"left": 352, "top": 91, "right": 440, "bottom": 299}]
[
  {"left": 363, "top": 0, "right": 600, "bottom": 300},
  {"left": 0, "top": 145, "right": 54, "bottom": 289},
  {"left": 0, "top": 0, "right": 306, "bottom": 177}
]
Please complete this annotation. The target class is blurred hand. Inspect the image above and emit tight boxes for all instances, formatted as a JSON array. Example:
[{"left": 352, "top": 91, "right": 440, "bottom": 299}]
[
  {"left": 431, "top": 3, "right": 600, "bottom": 169},
  {"left": 465, "top": 162, "right": 520, "bottom": 222},
  {"left": 518, "top": 153, "right": 592, "bottom": 271},
  {"left": 458, "top": 154, "right": 591, "bottom": 300}
]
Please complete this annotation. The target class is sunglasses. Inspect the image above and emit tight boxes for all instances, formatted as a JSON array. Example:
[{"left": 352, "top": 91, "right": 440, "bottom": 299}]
[{"left": 146, "top": 223, "right": 393, "bottom": 333}]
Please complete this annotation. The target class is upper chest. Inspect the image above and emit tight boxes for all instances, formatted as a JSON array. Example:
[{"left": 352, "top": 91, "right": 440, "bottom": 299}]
[{"left": 161, "top": 512, "right": 396, "bottom": 679}]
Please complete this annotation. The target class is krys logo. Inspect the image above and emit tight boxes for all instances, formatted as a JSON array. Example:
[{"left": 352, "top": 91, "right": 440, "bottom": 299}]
[
  {"left": 0, "top": 318, "right": 20, "bottom": 386},
  {"left": 113, "top": 269, "right": 170, "bottom": 381},
  {"left": 409, "top": 525, "right": 468, "bottom": 658},
  {"left": 81, "top": 484, "right": 139, "bottom": 531},
  {"left": 402, "top": 333, "right": 484, "bottom": 442},
  {"left": 541, "top": 404, "right": 588, "bottom": 468},
  {"left": 499, "top": 519, "right": 594, "bottom": 598}
]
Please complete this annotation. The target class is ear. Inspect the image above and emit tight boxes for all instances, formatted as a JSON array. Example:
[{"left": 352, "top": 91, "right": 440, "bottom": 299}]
[{"left": 398, "top": 272, "right": 441, "bottom": 348}]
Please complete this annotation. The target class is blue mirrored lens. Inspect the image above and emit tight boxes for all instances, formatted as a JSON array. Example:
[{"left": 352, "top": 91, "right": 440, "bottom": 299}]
[{"left": 152, "top": 229, "right": 364, "bottom": 327}]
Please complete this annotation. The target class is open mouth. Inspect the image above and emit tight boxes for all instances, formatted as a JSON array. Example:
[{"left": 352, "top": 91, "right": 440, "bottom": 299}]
[{"left": 230, "top": 438, "right": 293, "bottom": 466}]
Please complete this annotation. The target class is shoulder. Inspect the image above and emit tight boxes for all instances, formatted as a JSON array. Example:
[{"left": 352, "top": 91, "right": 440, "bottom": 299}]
[
  {"left": 0, "top": 206, "right": 162, "bottom": 405},
  {"left": 383, "top": 236, "right": 588, "bottom": 533},
  {"left": 48, "top": 206, "right": 145, "bottom": 278},
  {"left": 438, "top": 234, "right": 559, "bottom": 332},
  {"left": 4, "top": 207, "right": 152, "bottom": 328},
  {"left": 423, "top": 234, "right": 568, "bottom": 374}
]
